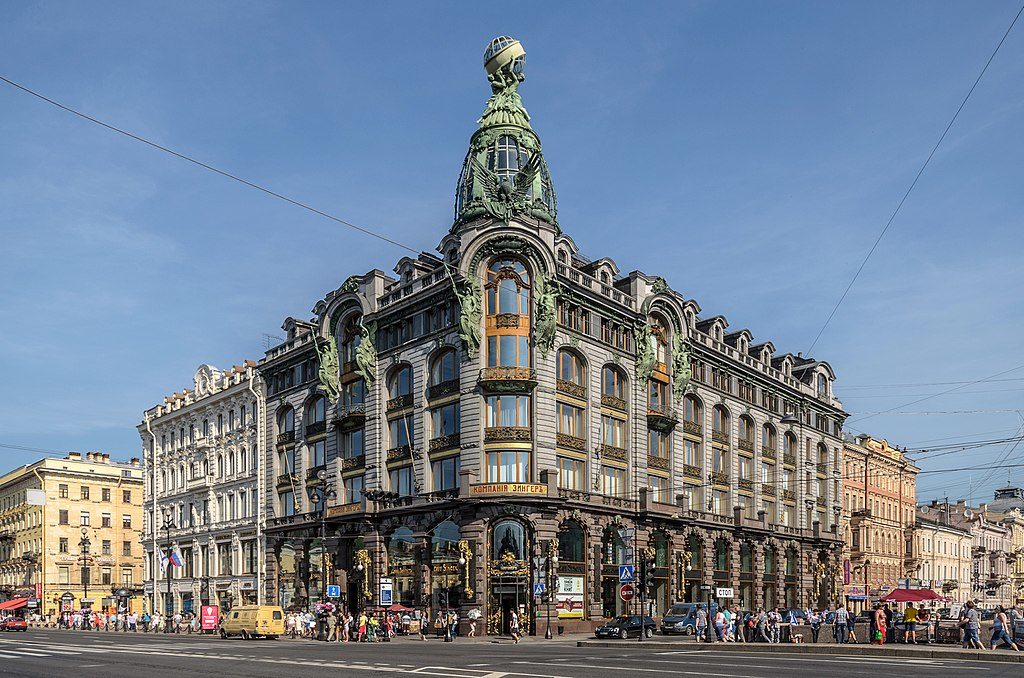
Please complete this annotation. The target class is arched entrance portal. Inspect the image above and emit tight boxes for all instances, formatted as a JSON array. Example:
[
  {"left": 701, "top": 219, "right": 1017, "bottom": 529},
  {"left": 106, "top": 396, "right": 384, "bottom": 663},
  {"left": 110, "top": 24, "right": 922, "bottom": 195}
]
[{"left": 487, "top": 519, "right": 530, "bottom": 636}]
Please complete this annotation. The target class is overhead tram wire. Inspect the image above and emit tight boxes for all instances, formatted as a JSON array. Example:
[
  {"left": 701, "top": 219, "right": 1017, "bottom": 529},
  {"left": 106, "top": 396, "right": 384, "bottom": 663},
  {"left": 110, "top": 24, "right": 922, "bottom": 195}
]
[
  {"left": 803, "top": 3, "right": 1024, "bottom": 356},
  {"left": 0, "top": 74, "right": 427, "bottom": 261}
]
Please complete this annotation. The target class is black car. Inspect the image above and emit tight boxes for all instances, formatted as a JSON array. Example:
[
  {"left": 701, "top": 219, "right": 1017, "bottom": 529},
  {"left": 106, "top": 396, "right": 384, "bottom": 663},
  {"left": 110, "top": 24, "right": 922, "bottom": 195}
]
[{"left": 595, "top": 615, "right": 657, "bottom": 639}]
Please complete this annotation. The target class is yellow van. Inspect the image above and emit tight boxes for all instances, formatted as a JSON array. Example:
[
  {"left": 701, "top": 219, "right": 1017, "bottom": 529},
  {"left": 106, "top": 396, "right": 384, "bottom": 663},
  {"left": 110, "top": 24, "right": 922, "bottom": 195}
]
[{"left": 219, "top": 605, "right": 285, "bottom": 640}]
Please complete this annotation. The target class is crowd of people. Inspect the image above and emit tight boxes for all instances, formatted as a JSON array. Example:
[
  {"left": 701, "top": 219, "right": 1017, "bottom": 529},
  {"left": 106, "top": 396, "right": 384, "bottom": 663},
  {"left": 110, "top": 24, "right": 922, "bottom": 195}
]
[
  {"left": 686, "top": 601, "right": 1022, "bottom": 651},
  {"left": 283, "top": 608, "right": 470, "bottom": 643}
]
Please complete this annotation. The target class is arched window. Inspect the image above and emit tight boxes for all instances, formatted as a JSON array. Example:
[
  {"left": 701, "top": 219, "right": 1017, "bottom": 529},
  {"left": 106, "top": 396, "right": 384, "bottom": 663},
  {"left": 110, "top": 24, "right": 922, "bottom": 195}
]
[
  {"left": 278, "top": 406, "right": 294, "bottom": 434},
  {"left": 558, "top": 522, "right": 585, "bottom": 563},
  {"left": 431, "top": 520, "right": 460, "bottom": 559},
  {"left": 487, "top": 135, "right": 526, "bottom": 182},
  {"left": 783, "top": 432, "right": 797, "bottom": 458},
  {"left": 602, "top": 365, "right": 627, "bottom": 405},
  {"left": 712, "top": 406, "right": 730, "bottom": 437},
  {"left": 306, "top": 396, "right": 326, "bottom": 427},
  {"left": 817, "top": 443, "right": 829, "bottom": 470},
  {"left": 762, "top": 423, "right": 777, "bottom": 453},
  {"left": 340, "top": 314, "right": 362, "bottom": 367},
  {"left": 485, "top": 258, "right": 531, "bottom": 368},
  {"left": 684, "top": 395, "right": 702, "bottom": 427},
  {"left": 739, "top": 415, "right": 755, "bottom": 449},
  {"left": 714, "top": 538, "right": 729, "bottom": 574},
  {"left": 217, "top": 454, "right": 224, "bottom": 479},
  {"left": 429, "top": 350, "right": 458, "bottom": 386},
  {"left": 817, "top": 373, "right": 829, "bottom": 397},
  {"left": 649, "top": 315, "right": 669, "bottom": 367},
  {"left": 239, "top": 447, "right": 247, "bottom": 474},
  {"left": 557, "top": 349, "right": 585, "bottom": 387},
  {"left": 492, "top": 519, "right": 526, "bottom": 562},
  {"left": 388, "top": 365, "right": 413, "bottom": 399},
  {"left": 557, "top": 249, "right": 567, "bottom": 264}
]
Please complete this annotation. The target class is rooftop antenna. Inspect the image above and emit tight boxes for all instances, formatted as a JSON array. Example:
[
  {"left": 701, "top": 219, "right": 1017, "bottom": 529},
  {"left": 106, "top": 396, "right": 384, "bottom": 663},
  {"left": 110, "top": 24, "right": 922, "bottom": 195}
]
[{"left": 263, "top": 333, "right": 284, "bottom": 350}]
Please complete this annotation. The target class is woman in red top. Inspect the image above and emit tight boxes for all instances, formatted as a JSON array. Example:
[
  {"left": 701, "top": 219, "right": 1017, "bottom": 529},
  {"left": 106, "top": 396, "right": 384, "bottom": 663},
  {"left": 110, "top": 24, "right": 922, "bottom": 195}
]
[{"left": 873, "top": 605, "right": 887, "bottom": 645}]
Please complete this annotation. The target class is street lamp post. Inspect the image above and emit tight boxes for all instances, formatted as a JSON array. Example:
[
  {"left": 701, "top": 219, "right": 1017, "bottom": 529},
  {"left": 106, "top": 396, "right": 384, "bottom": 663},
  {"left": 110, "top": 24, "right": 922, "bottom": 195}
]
[
  {"left": 161, "top": 508, "right": 175, "bottom": 633},
  {"left": 309, "top": 469, "right": 337, "bottom": 641},
  {"left": 544, "top": 550, "right": 559, "bottom": 640},
  {"left": 77, "top": 528, "right": 92, "bottom": 629}
]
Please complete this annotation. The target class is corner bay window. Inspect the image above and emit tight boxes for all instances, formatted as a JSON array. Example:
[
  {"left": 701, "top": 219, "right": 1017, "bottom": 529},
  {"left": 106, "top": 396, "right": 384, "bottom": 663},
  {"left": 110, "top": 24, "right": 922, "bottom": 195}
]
[
  {"left": 486, "top": 394, "right": 530, "bottom": 428},
  {"left": 485, "top": 258, "right": 531, "bottom": 368},
  {"left": 557, "top": 456, "right": 585, "bottom": 490},
  {"left": 487, "top": 450, "right": 530, "bottom": 483}
]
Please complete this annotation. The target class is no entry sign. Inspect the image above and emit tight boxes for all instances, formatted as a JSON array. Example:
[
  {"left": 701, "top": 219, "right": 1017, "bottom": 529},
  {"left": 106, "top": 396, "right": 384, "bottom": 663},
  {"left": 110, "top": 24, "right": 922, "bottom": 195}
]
[{"left": 619, "top": 583, "right": 635, "bottom": 602}]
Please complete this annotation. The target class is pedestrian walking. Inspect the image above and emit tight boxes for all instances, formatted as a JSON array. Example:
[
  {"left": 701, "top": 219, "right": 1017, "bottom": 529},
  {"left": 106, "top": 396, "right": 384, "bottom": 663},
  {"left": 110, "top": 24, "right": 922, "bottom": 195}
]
[
  {"left": 418, "top": 611, "right": 428, "bottom": 641},
  {"left": 468, "top": 615, "right": 477, "bottom": 638},
  {"left": 834, "top": 605, "right": 849, "bottom": 644},
  {"left": 509, "top": 611, "right": 520, "bottom": 644},
  {"left": 990, "top": 606, "right": 1018, "bottom": 651},
  {"left": 695, "top": 605, "right": 707, "bottom": 643},
  {"left": 755, "top": 608, "right": 771, "bottom": 643},
  {"left": 883, "top": 604, "right": 894, "bottom": 644},
  {"left": 808, "top": 609, "right": 822, "bottom": 643},
  {"left": 961, "top": 600, "right": 984, "bottom": 650},
  {"left": 872, "top": 605, "right": 886, "bottom": 645}
]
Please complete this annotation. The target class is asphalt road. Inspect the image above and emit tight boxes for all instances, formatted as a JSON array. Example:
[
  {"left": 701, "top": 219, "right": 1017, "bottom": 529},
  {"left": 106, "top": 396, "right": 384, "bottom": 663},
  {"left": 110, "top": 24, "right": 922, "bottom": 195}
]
[{"left": 0, "top": 630, "right": 1017, "bottom": 677}]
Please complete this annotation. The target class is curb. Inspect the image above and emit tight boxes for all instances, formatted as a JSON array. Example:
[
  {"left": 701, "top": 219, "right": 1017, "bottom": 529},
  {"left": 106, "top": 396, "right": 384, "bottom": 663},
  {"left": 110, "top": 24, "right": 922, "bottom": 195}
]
[{"left": 575, "top": 640, "right": 1024, "bottom": 664}]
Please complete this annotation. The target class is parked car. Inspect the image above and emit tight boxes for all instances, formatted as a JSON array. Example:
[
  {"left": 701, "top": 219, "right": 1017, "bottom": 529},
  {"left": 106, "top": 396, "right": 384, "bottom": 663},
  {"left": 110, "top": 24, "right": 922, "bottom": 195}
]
[
  {"left": 595, "top": 615, "right": 657, "bottom": 639},
  {"left": 660, "top": 603, "right": 717, "bottom": 635},
  {"left": 2, "top": 617, "right": 28, "bottom": 632}
]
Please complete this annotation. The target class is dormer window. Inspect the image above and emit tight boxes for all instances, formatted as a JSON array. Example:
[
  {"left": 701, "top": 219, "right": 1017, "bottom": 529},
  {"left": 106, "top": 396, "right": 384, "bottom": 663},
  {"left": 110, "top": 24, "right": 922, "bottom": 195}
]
[
  {"left": 403, "top": 270, "right": 412, "bottom": 284},
  {"left": 817, "top": 373, "right": 829, "bottom": 397},
  {"left": 600, "top": 271, "right": 610, "bottom": 284},
  {"left": 557, "top": 250, "right": 567, "bottom": 264}
]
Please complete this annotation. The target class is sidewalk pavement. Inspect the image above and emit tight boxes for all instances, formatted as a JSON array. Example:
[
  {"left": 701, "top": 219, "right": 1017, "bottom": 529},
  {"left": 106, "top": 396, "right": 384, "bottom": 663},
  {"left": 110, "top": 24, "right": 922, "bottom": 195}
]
[{"left": 577, "top": 638, "right": 1024, "bottom": 663}]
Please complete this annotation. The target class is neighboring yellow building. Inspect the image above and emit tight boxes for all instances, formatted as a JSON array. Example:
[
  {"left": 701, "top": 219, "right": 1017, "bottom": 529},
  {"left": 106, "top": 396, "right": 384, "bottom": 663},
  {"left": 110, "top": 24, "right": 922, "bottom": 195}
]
[{"left": 0, "top": 452, "right": 144, "bottom": 617}]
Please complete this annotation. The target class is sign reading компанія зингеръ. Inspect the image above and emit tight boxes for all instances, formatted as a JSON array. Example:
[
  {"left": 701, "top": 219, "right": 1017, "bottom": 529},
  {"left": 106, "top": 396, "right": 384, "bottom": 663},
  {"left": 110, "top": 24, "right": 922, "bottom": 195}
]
[{"left": 469, "top": 483, "right": 547, "bottom": 496}]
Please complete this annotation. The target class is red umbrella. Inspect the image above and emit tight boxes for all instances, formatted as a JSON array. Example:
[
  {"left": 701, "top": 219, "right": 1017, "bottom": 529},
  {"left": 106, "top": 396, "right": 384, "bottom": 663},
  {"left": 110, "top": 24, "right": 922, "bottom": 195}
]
[
  {"left": 879, "top": 588, "right": 943, "bottom": 603},
  {"left": 386, "top": 604, "right": 413, "bottom": 612}
]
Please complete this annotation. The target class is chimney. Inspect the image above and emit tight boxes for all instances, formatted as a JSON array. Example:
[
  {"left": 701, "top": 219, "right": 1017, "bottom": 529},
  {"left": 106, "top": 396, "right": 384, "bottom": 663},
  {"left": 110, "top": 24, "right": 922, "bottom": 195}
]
[
  {"left": 86, "top": 452, "right": 95, "bottom": 462},
  {"left": 130, "top": 458, "right": 140, "bottom": 467},
  {"left": 68, "top": 452, "right": 81, "bottom": 461},
  {"left": 102, "top": 453, "right": 111, "bottom": 464}
]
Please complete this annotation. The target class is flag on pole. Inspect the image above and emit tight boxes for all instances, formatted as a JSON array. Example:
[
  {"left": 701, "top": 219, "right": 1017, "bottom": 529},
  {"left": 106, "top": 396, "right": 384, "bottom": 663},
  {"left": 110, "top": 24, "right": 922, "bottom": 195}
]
[
  {"left": 159, "top": 549, "right": 170, "bottom": 573},
  {"left": 169, "top": 548, "right": 184, "bottom": 568}
]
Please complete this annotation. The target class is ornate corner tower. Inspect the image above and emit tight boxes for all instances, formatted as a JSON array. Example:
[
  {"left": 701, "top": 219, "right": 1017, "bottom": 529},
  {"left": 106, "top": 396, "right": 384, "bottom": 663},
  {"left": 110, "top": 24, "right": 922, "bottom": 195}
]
[{"left": 453, "top": 36, "right": 558, "bottom": 228}]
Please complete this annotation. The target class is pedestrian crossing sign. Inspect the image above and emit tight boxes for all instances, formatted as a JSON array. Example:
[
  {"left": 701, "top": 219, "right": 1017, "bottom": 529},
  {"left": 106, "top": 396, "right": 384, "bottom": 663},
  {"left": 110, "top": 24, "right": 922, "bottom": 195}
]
[
  {"left": 618, "top": 565, "right": 635, "bottom": 583},
  {"left": 533, "top": 582, "right": 546, "bottom": 596}
]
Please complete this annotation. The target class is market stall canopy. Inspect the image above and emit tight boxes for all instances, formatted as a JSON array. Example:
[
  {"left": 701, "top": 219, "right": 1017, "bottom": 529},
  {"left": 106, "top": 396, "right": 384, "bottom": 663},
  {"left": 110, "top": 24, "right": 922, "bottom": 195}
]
[
  {"left": 0, "top": 598, "right": 28, "bottom": 611},
  {"left": 879, "top": 588, "right": 943, "bottom": 603},
  {"left": 386, "top": 604, "right": 413, "bottom": 612}
]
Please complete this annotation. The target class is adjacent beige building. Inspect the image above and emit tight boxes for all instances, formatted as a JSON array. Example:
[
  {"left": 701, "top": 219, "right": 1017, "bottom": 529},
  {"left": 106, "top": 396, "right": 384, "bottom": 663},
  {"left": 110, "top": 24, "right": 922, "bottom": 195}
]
[
  {"left": 915, "top": 509, "right": 973, "bottom": 604},
  {"left": 0, "top": 452, "right": 144, "bottom": 617}
]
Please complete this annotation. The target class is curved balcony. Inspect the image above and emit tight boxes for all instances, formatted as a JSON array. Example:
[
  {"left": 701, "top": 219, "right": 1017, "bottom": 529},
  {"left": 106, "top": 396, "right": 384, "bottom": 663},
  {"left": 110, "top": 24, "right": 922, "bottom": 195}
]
[
  {"left": 646, "top": 407, "right": 678, "bottom": 433},
  {"left": 334, "top": 403, "right": 367, "bottom": 431},
  {"left": 478, "top": 367, "right": 537, "bottom": 394},
  {"left": 484, "top": 426, "right": 532, "bottom": 443}
]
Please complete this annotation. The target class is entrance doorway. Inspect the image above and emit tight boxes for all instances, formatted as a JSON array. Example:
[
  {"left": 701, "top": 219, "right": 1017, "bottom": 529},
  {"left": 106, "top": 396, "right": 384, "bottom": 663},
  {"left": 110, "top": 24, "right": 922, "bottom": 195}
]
[{"left": 490, "top": 580, "right": 527, "bottom": 635}]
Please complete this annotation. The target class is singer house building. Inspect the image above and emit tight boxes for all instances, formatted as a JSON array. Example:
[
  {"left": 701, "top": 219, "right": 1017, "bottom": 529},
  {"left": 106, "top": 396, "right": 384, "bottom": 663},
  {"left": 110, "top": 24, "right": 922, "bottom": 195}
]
[{"left": 259, "top": 36, "right": 848, "bottom": 635}]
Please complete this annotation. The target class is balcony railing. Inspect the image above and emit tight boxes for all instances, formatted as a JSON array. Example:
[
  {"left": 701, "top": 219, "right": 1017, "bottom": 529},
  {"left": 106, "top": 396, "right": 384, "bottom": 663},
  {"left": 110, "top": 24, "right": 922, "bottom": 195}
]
[
  {"left": 276, "top": 430, "right": 295, "bottom": 446},
  {"left": 762, "top": 447, "right": 777, "bottom": 461},
  {"left": 427, "top": 379, "right": 460, "bottom": 401},
  {"left": 306, "top": 465, "right": 327, "bottom": 481},
  {"left": 557, "top": 380, "right": 586, "bottom": 400},
  {"left": 711, "top": 430, "right": 729, "bottom": 445},
  {"left": 711, "top": 471, "right": 729, "bottom": 486},
  {"left": 484, "top": 426, "right": 532, "bottom": 443},
  {"left": 386, "top": 445, "right": 413, "bottom": 463},
  {"left": 683, "top": 420, "right": 701, "bottom": 436},
  {"left": 276, "top": 472, "right": 298, "bottom": 487},
  {"left": 556, "top": 432, "right": 587, "bottom": 452},
  {"left": 478, "top": 367, "right": 537, "bottom": 393},
  {"left": 601, "top": 394, "right": 627, "bottom": 412},
  {"left": 647, "top": 454, "right": 669, "bottom": 471},
  {"left": 305, "top": 420, "right": 327, "bottom": 437},
  {"left": 683, "top": 463, "right": 702, "bottom": 479},
  {"left": 340, "top": 455, "right": 365, "bottom": 472},
  {"left": 783, "top": 453, "right": 796, "bottom": 467},
  {"left": 386, "top": 394, "right": 414, "bottom": 412},
  {"left": 738, "top": 438, "right": 754, "bottom": 453},
  {"left": 597, "top": 444, "right": 627, "bottom": 462},
  {"left": 428, "top": 433, "right": 461, "bottom": 452},
  {"left": 762, "top": 483, "right": 776, "bottom": 496},
  {"left": 334, "top": 403, "right": 367, "bottom": 430},
  {"left": 781, "top": 489, "right": 796, "bottom": 501},
  {"left": 738, "top": 478, "right": 754, "bottom": 492},
  {"left": 646, "top": 408, "right": 678, "bottom": 433},
  {"left": 816, "top": 462, "right": 827, "bottom": 475}
]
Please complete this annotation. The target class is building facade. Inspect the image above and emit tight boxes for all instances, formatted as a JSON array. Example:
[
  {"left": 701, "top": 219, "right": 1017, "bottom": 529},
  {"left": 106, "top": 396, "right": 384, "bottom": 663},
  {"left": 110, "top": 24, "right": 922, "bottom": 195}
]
[
  {"left": 0, "top": 452, "right": 144, "bottom": 617},
  {"left": 922, "top": 499, "right": 1014, "bottom": 609},
  {"left": 914, "top": 510, "right": 972, "bottom": 605},
  {"left": 984, "top": 484, "right": 1024, "bottom": 606},
  {"left": 840, "top": 435, "right": 918, "bottom": 611},
  {"left": 139, "top": 362, "right": 265, "bottom": 615},
  {"left": 258, "top": 36, "right": 847, "bottom": 634}
]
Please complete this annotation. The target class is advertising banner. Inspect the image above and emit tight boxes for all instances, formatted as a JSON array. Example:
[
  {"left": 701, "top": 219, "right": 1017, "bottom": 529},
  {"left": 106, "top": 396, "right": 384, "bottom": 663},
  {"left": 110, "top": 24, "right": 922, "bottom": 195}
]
[
  {"left": 843, "top": 559, "right": 851, "bottom": 585},
  {"left": 201, "top": 605, "right": 220, "bottom": 631},
  {"left": 555, "top": 575, "right": 584, "bottom": 619}
]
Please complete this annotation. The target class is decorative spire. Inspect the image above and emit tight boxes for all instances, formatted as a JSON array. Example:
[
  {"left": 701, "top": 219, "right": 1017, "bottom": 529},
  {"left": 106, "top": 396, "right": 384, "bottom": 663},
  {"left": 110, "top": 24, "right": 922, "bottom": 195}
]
[{"left": 454, "top": 36, "right": 557, "bottom": 228}]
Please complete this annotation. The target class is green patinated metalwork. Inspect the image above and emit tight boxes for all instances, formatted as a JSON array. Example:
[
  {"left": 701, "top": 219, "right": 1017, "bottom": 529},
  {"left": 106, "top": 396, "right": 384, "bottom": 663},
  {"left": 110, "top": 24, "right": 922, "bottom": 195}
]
[
  {"left": 313, "top": 335, "right": 341, "bottom": 404},
  {"left": 533, "top": 272, "right": 559, "bottom": 359},
  {"left": 355, "top": 319, "right": 378, "bottom": 387},
  {"left": 454, "top": 37, "right": 557, "bottom": 227},
  {"left": 634, "top": 320, "right": 656, "bottom": 387},
  {"left": 448, "top": 267, "right": 483, "bottom": 358},
  {"left": 672, "top": 334, "right": 692, "bottom": 402}
]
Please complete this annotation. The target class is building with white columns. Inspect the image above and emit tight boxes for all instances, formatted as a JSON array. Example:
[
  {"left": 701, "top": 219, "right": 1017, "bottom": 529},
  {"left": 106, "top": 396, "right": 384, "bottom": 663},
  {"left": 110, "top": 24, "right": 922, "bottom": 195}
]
[{"left": 139, "top": 362, "right": 265, "bottom": 614}]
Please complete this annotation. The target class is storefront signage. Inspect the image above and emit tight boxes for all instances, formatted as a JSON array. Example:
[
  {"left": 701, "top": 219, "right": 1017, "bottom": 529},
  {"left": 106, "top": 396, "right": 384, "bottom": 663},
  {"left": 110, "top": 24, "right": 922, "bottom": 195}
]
[
  {"left": 556, "top": 576, "right": 584, "bottom": 619},
  {"left": 844, "top": 585, "right": 867, "bottom": 601},
  {"left": 470, "top": 483, "right": 547, "bottom": 496},
  {"left": 327, "top": 503, "right": 363, "bottom": 518},
  {"left": 201, "top": 605, "right": 220, "bottom": 631}
]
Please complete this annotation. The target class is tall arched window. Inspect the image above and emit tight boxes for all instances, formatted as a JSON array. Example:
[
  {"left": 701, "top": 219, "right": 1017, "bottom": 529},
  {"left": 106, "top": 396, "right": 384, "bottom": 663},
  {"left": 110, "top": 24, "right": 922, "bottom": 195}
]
[
  {"left": 557, "top": 349, "right": 585, "bottom": 389},
  {"left": 783, "top": 431, "right": 797, "bottom": 464},
  {"left": 738, "top": 415, "right": 755, "bottom": 451},
  {"left": 278, "top": 406, "right": 294, "bottom": 435},
  {"left": 601, "top": 365, "right": 627, "bottom": 409},
  {"left": 339, "top": 314, "right": 362, "bottom": 368},
  {"left": 488, "top": 135, "right": 526, "bottom": 182},
  {"left": 306, "top": 396, "right": 326, "bottom": 428},
  {"left": 485, "top": 258, "right": 531, "bottom": 368},
  {"left": 388, "top": 365, "right": 413, "bottom": 400},
  {"left": 429, "top": 349, "right": 458, "bottom": 387},
  {"left": 762, "top": 423, "right": 777, "bottom": 454},
  {"left": 712, "top": 406, "right": 730, "bottom": 440}
]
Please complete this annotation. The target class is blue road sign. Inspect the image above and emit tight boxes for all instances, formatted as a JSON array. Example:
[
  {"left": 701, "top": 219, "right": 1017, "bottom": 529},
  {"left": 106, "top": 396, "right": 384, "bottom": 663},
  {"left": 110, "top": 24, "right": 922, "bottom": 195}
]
[
  {"left": 618, "top": 565, "right": 635, "bottom": 583},
  {"left": 326, "top": 585, "right": 341, "bottom": 598},
  {"left": 533, "top": 582, "right": 546, "bottom": 596}
]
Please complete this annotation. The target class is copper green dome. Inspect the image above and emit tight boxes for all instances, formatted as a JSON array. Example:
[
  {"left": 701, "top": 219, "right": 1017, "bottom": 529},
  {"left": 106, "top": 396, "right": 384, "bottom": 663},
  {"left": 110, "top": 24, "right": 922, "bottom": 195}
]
[{"left": 454, "top": 37, "right": 557, "bottom": 227}]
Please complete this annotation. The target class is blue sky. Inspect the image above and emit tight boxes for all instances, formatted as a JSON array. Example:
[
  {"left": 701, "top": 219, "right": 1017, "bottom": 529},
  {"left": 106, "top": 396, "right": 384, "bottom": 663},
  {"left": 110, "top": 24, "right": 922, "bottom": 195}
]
[{"left": 1, "top": 1, "right": 1022, "bottom": 503}]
